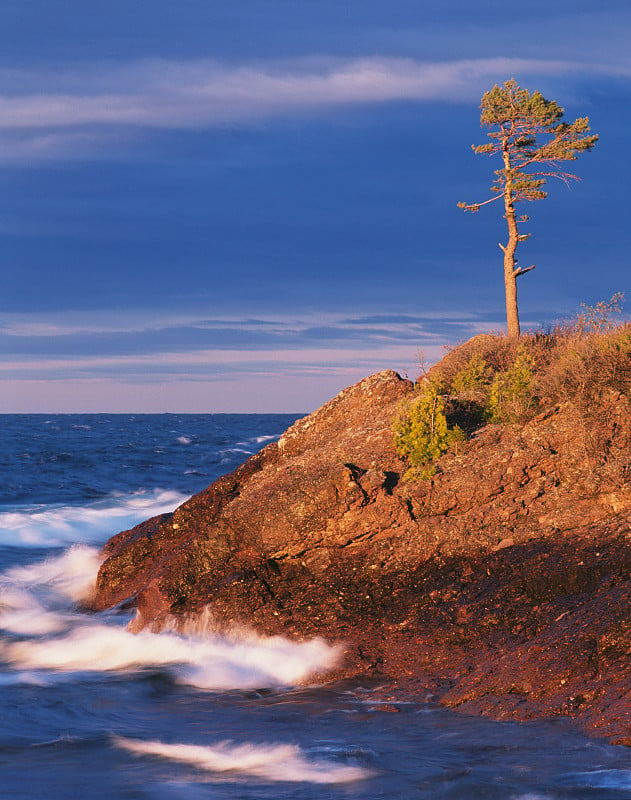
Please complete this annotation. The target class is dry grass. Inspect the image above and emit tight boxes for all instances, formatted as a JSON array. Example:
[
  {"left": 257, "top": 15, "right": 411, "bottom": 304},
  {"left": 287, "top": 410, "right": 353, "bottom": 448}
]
[{"left": 430, "top": 297, "right": 631, "bottom": 480}]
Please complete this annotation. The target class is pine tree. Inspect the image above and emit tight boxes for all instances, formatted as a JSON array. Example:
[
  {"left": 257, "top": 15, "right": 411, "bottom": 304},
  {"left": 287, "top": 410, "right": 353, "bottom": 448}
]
[
  {"left": 392, "top": 380, "right": 464, "bottom": 478},
  {"left": 459, "top": 79, "right": 598, "bottom": 338}
]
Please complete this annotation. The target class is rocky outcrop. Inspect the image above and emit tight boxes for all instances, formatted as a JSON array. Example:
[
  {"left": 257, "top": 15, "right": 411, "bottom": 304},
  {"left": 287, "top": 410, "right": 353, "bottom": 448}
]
[
  {"left": 93, "top": 369, "right": 415, "bottom": 627},
  {"left": 93, "top": 364, "right": 631, "bottom": 745}
]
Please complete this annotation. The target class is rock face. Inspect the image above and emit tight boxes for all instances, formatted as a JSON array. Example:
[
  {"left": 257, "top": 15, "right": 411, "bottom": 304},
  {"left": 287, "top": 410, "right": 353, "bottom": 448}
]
[
  {"left": 94, "top": 370, "right": 415, "bottom": 627},
  {"left": 93, "top": 366, "right": 631, "bottom": 745}
]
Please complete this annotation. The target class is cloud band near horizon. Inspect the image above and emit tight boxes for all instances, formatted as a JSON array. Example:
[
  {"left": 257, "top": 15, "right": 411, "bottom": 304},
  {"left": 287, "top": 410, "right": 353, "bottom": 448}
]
[{"left": 0, "top": 308, "right": 505, "bottom": 411}]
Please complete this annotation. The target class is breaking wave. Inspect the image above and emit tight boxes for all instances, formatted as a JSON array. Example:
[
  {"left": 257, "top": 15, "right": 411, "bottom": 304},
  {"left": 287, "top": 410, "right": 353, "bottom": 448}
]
[
  {"left": 0, "top": 489, "right": 187, "bottom": 547},
  {"left": 115, "top": 737, "right": 371, "bottom": 783},
  {"left": 1, "top": 623, "right": 340, "bottom": 690},
  {"left": 0, "top": 545, "right": 340, "bottom": 690},
  {"left": 0, "top": 545, "right": 102, "bottom": 635}
]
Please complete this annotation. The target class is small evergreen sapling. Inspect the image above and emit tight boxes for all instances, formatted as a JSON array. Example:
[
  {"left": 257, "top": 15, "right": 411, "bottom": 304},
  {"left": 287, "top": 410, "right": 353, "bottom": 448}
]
[
  {"left": 393, "top": 379, "right": 464, "bottom": 479},
  {"left": 451, "top": 353, "right": 493, "bottom": 401},
  {"left": 487, "top": 345, "right": 536, "bottom": 422}
]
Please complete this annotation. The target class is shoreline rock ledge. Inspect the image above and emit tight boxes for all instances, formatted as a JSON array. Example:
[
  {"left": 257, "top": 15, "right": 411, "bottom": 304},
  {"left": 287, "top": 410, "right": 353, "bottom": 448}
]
[{"left": 93, "top": 366, "right": 631, "bottom": 745}]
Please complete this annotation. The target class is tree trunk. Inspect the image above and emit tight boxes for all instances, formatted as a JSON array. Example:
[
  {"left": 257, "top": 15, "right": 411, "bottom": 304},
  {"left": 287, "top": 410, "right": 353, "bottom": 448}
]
[
  {"left": 503, "top": 222, "right": 520, "bottom": 338},
  {"left": 502, "top": 146, "right": 521, "bottom": 339}
]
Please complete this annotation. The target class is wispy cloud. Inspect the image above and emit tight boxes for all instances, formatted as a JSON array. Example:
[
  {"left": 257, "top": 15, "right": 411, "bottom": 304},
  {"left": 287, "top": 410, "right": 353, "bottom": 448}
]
[
  {"left": 0, "top": 55, "right": 625, "bottom": 162},
  {"left": 0, "top": 305, "right": 563, "bottom": 413},
  {"left": 0, "top": 307, "right": 504, "bottom": 408},
  {"left": 0, "top": 308, "right": 496, "bottom": 360},
  {"left": 0, "top": 342, "right": 430, "bottom": 413}
]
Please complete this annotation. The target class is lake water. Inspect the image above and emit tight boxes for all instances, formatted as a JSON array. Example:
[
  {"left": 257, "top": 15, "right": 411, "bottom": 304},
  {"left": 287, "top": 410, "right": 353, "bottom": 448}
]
[{"left": 2, "top": 413, "right": 631, "bottom": 799}]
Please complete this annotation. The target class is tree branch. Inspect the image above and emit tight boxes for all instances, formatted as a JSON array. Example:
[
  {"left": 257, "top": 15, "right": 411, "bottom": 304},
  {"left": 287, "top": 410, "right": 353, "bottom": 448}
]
[
  {"left": 458, "top": 194, "right": 503, "bottom": 212},
  {"left": 514, "top": 264, "right": 536, "bottom": 278}
]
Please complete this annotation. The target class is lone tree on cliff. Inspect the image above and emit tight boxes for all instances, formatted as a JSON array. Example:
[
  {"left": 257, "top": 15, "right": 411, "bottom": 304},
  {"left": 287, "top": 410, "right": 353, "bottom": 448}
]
[{"left": 459, "top": 79, "right": 598, "bottom": 338}]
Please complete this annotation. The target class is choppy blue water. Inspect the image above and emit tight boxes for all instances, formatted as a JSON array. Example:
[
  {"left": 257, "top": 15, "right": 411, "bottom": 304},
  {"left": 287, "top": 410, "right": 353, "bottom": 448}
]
[{"left": 2, "top": 414, "right": 631, "bottom": 799}]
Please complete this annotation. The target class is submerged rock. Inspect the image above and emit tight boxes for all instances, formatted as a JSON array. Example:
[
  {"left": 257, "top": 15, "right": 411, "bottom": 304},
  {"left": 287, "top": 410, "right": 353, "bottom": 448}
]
[{"left": 93, "top": 361, "right": 631, "bottom": 745}]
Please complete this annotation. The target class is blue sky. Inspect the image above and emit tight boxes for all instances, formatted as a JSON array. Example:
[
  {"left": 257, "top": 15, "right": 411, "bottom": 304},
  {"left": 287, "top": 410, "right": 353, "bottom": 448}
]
[{"left": 1, "top": 1, "right": 630, "bottom": 412}]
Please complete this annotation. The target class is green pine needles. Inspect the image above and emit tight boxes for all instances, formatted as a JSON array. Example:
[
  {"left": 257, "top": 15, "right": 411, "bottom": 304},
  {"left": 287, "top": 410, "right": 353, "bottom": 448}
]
[
  {"left": 393, "top": 348, "right": 535, "bottom": 479},
  {"left": 451, "top": 352, "right": 492, "bottom": 400},
  {"left": 487, "top": 346, "right": 535, "bottom": 423},
  {"left": 459, "top": 78, "right": 598, "bottom": 339},
  {"left": 392, "top": 297, "right": 631, "bottom": 482},
  {"left": 393, "top": 380, "right": 464, "bottom": 480}
]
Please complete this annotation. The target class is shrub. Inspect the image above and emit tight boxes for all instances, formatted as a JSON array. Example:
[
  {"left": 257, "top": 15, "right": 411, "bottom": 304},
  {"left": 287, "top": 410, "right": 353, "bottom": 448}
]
[
  {"left": 393, "top": 380, "right": 465, "bottom": 479},
  {"left": 575, "top": 292, "right": 624, "bottom": 335},
  {"left": 447, "top": 354, "right": 493, "bottom": 433},
  {"left": 451, "top": 353, "right": 493, "bottom": 399},
  {"left": 399, "top": 293, "right": 631, "bottom": 481},
  {"left": 537, "top": 317, "right": 631, "bottom": 474},
  {"left": 487, "top": 345, "right": 536, "bottom": 423}
]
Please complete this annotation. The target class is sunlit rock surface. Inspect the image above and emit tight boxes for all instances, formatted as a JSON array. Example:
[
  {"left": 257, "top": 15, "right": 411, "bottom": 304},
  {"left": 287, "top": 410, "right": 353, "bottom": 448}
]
[{"left": 94, "top": 361, "right": 631, "bottom": 745}]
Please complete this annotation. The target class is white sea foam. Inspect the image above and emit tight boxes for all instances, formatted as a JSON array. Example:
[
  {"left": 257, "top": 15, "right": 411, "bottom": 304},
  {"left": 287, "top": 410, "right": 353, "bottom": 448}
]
[
  {"left": 0, "top": 545, "right": 103, "bottom": 634},
  {"left": 0, "top": 586, "right": 59, "bottom": 635},
  {"left": 235, "top": 435, "right": 278, "bottom": 448},
  {"left": 3, "top": 544, "right": 103, "bottom": 603},
  {"left": 177, "top": 436, "right": 193, "bottom": 445},
  {"left": 564, "top": 769, "right": 631, "bottom": 789},
  {"left": 0, "top": 623, "right": 340, "bottom": 690},
  {"left": 253, "top": 435, "right": 279, "bottom": 444},
  {"left": 115, "top": 737, "right": 371, "bottom": 783},
  {"left": 0, "top": 489, "right": 187, "bottom": 547},
  {"left": 1, "top": 531, "right": 339, "bottom": 691},
  {"left": 510, "top": 794, "right": 554, "bottom": 800}
]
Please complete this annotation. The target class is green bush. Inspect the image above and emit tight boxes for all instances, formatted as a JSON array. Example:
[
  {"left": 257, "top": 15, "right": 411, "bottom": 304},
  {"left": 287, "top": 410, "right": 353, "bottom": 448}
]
[
  {"left": 393, "top": 380, "right": 465, "bottom": 479},
  {"left": 447, "top": 354, "right": 493, "bottom": 433},
  {"left": 395, "top": 293, "right": 631, "bottom": 481},
  {"left": 487, "top": 345, "right": 536, "bottom": 422},
  {"left": 451, "top": 353, "right": 493, "bottom": 398}
]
